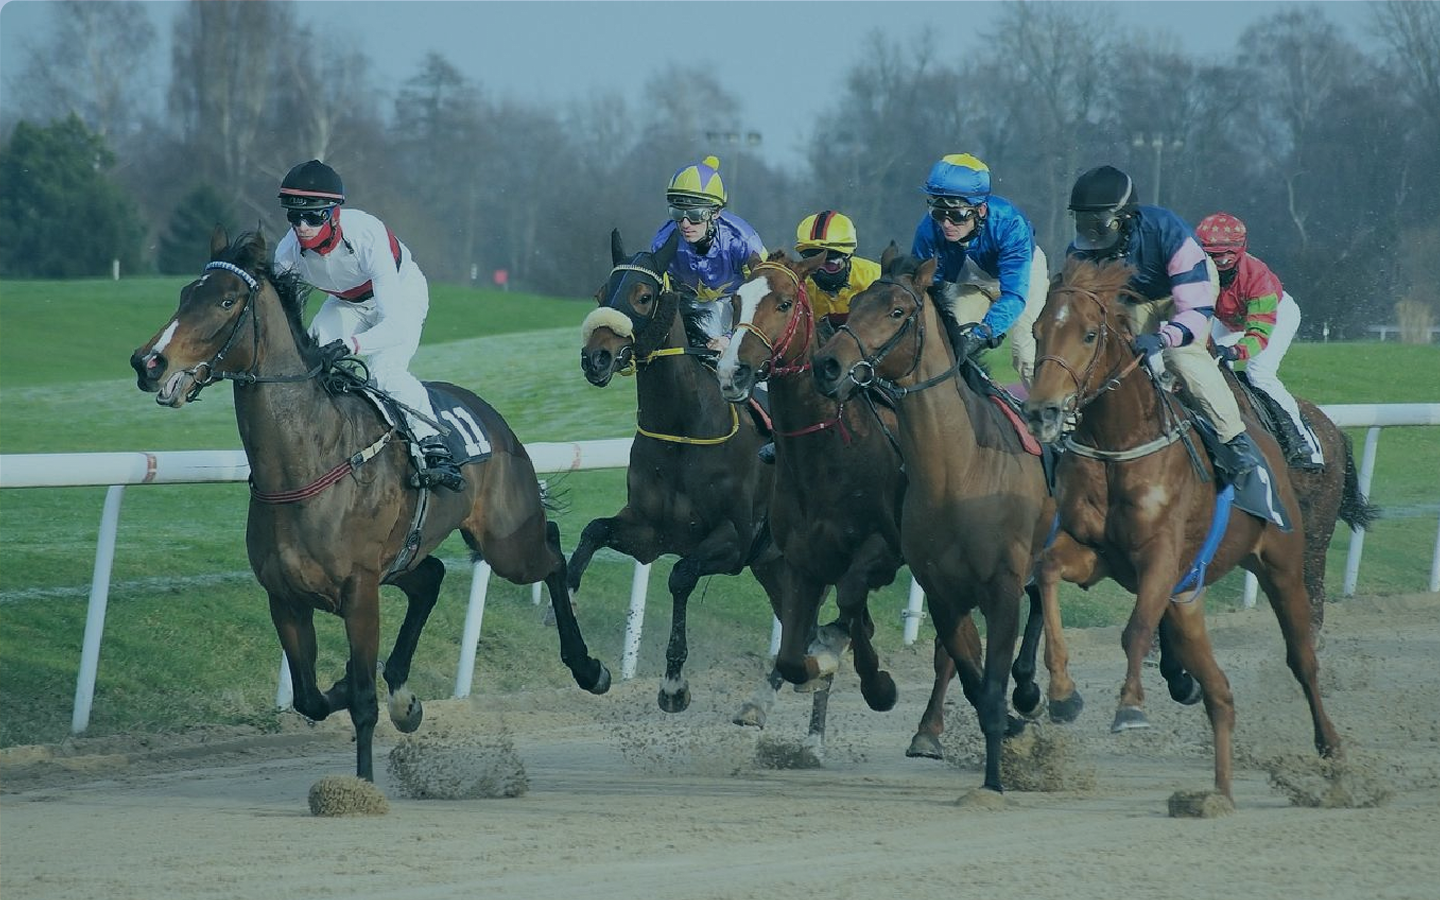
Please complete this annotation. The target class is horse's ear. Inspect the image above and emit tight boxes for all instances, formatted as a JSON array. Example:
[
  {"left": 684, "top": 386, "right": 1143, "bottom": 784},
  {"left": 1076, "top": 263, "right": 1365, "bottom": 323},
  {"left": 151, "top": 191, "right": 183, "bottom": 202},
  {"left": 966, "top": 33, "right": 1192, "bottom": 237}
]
[
  {"left": 880, "top": 241, "right": 900, "bottom": 269},
  {"left": 917, "top": 255, "right": 938, "bottom": 288},
  {"left": 210, "top": 223, "right": 229, "bottom": 258},
  {"left": 795, "top": 249, "right": 828, "bottom": 278},
  {"left": 251, "top": 221, "right": 268, "bottom": 256},
  {"left": 611, "top": 228, "right": 626, "bottom": 265},
  {"left": 744, "top": 252, "right": 765, "bottom": 273},
  {"left": 654, "top": 228, "right": 681, "bottom": 271}
]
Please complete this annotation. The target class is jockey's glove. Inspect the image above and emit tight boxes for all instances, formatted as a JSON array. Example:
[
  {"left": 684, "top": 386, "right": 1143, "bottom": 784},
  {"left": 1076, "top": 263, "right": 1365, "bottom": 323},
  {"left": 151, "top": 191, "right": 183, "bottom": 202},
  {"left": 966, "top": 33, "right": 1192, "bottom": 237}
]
[
  {"left": 955, "top": 322, "right": 998, "bottom": 360},
  {"left": 1215, "top": 344, "right": 1242, "bottom": 365},
  {"left": 318, "top": 339, "right": 351, "bottom": 367},
  {"left": 1132, "top": 333, "right": 1166, "bottom": 357}
]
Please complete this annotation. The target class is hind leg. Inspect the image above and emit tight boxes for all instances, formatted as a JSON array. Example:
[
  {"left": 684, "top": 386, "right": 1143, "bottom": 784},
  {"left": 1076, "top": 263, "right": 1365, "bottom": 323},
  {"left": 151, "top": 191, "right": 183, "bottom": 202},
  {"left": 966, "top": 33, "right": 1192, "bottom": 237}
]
[
  {"left": 907, "top": 625, "right": 972, "bottom": 759},
  {"left": 540, "top": 522, "right": 611, "bottom": 694},
  {"left": 1010, "top": 583, "right": 1045, "bottom": 718},
  {"left": 1249, "top": 552, "right": 1342, "bottom": 759},
  {"left": 1164, "top": 598, "right": 1237, "bottom": 799},
  {"left": 1039, "top": 534, "right": 1096, "bottom": 723},
  {"left": 1157, "top": 614, "right": 1203, "bottom": 705},
  {"left": 381, "top": 555, "right": 446, "bottom": 733}
]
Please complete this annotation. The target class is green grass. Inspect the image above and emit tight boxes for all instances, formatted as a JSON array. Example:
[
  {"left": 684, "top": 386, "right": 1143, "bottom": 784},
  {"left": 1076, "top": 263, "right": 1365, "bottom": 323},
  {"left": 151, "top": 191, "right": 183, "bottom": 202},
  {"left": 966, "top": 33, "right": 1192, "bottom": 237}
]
[{"left": 1, "top": 275, "right": 1436, "bottom": 748}]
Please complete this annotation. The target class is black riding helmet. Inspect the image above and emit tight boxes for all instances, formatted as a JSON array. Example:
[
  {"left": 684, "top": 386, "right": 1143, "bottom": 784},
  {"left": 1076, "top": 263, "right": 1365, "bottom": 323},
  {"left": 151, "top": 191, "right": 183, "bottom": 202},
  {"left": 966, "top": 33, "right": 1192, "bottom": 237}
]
[
  {"left": 278, "top": 160, "right": 345, "bottom": 209},
  {"left": 1069, "top": 165, "right": 1139, "bottom": 253}
]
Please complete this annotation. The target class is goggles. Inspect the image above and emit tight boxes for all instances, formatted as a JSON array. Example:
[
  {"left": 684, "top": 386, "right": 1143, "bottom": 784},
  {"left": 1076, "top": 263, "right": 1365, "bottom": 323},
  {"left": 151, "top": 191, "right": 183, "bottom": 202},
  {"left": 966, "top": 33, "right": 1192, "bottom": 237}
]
[
  {"left": 1071, "top": 209, "right": 1123, "bottom": 251},
  {"left": 1206, "top": 248, "right": 1242, "bottom": 269},
  {"left": 799, "top": 248, "right": 850, "bottom": 263},
  {"left": 286, "top": 206, "right": 334, "bottom": 227},
  {"left": 668, "top": 204, "right": 717, "bottom": 225},
  {"left": 928, "top": 202, "right": 979, "bottom": 225}
]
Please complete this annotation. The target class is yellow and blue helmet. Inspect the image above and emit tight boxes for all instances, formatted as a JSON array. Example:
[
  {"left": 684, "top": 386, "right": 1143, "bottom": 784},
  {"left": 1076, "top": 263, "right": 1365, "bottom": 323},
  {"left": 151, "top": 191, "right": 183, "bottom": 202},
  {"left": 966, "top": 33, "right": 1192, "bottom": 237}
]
[
  {"left": 666, "top": 155, "right": 727, "bottom": 208},
  {"left": 921, "top": 153, "right": 991, "bottom": 204},
  {"left": 795, "top": 211, "right": 858, "bottom": 255}
]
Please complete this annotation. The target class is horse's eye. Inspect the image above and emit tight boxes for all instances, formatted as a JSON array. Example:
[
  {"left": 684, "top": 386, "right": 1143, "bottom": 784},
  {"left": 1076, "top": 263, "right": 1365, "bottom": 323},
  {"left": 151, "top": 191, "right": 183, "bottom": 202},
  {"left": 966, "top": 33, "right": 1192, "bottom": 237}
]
[
  {"left": 1084, "top": 330, "right": 1097, "bottom": 344},
  {"left": 220, "top": 296, "right": 237, "bottom": 310},
  {"left": 777, "top": 300, "right": 792, "bottom": 312},
  {"left": 890, "top": 306, "right": 905, "bottom": 319}
]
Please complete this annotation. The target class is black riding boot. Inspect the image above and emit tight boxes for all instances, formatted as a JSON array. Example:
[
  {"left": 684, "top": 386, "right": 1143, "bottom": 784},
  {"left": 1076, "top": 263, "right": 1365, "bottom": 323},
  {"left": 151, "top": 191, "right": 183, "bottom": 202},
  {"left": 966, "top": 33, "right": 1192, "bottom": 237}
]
[
  {"left": 1219, "top": 431, "right": 1262, "bottom": 480},
  {"left": 419, "top": 435, "right": 466, "bottom": 492},
  {"left": 1274, "top": 411, "right": 1322, "bottom": 469}
]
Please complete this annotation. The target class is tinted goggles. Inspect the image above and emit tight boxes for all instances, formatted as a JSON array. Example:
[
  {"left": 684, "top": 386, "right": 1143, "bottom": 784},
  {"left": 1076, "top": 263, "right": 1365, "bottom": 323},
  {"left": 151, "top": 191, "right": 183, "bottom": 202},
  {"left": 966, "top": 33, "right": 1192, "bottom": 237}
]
[
  {"left": 799, "top": 248, "right": 850, "bottom": 263},
  {"left": 1072, "top": 210, "right": 1122, "bottom": 250},
  {"left": 668, "top": 204, "right": 717, "bottom": 225},
  {"left": 928, "top": 204, "right": 979, "bottom": 225},
  {"left": 286, "top": 206, "right": 334, "bottom": 227}
]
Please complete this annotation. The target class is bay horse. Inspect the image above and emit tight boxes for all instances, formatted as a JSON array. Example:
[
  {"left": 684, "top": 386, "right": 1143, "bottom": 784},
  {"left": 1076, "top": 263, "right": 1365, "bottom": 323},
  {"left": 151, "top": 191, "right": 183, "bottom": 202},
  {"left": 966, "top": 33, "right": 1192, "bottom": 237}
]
[
  {"left": 1022, "top": 256, "right": 1341, "bottom": 800},
  {"left": 811, "top": 250, "right": 1065, "bottom": 793},
  {"left": 130, "top": 227, "right": 610, "bottom": 781},
  {"left": 575, "top": 229, "right": 786, "bottom": 716}
]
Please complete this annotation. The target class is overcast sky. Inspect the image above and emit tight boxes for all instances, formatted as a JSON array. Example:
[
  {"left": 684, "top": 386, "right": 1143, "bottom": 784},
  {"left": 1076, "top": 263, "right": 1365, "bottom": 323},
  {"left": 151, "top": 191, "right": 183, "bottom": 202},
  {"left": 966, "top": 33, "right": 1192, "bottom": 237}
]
[{"left": 1, "top": 0, "right": 1383, "bottom": 169}]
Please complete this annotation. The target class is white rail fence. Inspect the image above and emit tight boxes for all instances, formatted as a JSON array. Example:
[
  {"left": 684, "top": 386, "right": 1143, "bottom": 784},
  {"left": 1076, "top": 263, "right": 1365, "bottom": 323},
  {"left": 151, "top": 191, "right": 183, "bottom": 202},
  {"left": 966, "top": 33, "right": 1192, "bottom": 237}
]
[{"left": 2, "top": 404, "right": 1436, "bottom": 734}]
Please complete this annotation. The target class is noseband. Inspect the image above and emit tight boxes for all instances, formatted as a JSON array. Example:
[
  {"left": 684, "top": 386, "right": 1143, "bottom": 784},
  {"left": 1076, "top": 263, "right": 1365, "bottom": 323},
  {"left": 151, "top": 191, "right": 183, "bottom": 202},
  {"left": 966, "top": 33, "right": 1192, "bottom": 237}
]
[{"left": 734, "top": 262, "right": 814, "bottom": 378}]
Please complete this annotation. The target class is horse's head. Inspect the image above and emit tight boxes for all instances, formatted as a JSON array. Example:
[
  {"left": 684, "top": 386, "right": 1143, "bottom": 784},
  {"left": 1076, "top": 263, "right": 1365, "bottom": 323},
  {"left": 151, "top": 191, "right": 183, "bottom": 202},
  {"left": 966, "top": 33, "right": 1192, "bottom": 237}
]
[
  {"left": 812, "top": 244, "right": 936, "bottom": 402},
  {"left": 716, "top": 250, "right": 828, "bottom": 402},
  {"left": 1023, "top": 256, "right": 1139, "bottom": 441},
  {"left": 579, "top": 228, "right": 681, "bottom": 387},
  {"left": 131, "top": 226, "right": 292, "bottom": 407}
]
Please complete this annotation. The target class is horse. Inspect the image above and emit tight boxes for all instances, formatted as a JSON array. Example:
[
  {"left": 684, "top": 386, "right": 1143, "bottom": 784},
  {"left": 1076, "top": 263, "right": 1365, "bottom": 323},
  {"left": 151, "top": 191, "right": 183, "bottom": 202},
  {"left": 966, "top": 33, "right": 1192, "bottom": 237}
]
[
  {"left": 575, "top": 229, "right": 787, "bottom": 717},
  {"left": 1022, "top": 256, "right": 1341, "bottom": 800},
  {"left": 716, "top": 250, "right": 931, "bottom": 748},
  {"left": 811, "top": 249, "right": 1064, "bottom": 793},
  {"left": 1224, "top": 371, "right": 1379, "bottom": 631},
  {"left": 130, "top": 227, "right": 610, "bottom": 781}
]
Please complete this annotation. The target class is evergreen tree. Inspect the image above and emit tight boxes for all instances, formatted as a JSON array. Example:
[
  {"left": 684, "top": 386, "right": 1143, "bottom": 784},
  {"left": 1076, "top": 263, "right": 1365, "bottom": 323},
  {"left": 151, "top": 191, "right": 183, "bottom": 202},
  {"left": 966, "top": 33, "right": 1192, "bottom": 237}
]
[
  {"left": 0, "top": 115, "right": 145, "bottom": 278},
  {"left": 156, "top": 185, "right": 235, "bottom": 275}
]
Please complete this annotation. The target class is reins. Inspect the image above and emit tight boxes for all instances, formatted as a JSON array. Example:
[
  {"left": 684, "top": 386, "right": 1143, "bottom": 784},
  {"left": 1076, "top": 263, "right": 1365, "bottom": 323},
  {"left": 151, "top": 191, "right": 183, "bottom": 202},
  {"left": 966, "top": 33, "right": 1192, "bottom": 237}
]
[{"left": 833, "top": 276, "right": 959, "bottom": 402}]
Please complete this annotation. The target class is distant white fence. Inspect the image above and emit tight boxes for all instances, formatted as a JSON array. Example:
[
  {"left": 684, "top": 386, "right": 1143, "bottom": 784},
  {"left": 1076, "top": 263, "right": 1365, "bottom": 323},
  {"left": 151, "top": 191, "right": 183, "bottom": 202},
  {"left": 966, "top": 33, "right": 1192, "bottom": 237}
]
[{"left": 1, "top": 404, "right": 1436, "bottom": 734}]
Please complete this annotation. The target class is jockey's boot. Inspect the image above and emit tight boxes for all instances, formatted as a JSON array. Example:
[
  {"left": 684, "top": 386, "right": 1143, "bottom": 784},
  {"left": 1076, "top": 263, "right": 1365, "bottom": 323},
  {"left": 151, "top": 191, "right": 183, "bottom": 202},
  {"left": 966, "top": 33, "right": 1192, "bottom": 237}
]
[
  {"left": 419, "top": 435, "right": 467, "bottom": 492},
  {"left": 1275, "top": 412, "right": 1324, "bottom": 470},
  {"left": 1219, "top": 431, "right": 1262, "bottom": 480},
  {"left": 757, "top": 442, "right": 776, "bottom": 465}
]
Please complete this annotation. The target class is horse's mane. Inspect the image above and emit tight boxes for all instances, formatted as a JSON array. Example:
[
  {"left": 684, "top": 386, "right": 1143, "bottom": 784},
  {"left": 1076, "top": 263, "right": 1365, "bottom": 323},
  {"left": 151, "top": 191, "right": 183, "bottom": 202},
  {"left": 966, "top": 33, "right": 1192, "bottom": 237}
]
[
  {"left": 1056, "top": 256, "right": 1139, "bottom": 315},
  {"left": 214, "top": 230, "right": 318, "bottom": 353},
  {"left": 880, "top": 252, "right": 922, "bottom": 280}
]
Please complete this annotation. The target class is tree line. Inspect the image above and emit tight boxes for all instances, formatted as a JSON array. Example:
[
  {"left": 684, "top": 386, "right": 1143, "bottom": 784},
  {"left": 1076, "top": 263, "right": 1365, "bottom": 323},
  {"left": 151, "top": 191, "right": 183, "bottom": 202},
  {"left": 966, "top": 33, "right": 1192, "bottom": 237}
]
[{"left": 2, "top": 1, "right": 1436, "bottom": 340}]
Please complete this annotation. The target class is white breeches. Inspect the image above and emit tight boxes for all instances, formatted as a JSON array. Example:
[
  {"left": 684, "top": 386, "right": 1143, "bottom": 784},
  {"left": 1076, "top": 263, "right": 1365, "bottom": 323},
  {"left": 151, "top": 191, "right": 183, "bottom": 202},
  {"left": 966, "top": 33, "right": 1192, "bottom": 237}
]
[
  {"left": 1211, "top": 293, "right": 1317, "bottom": 455},
  {"left": 309, "top": 298, "right": 439, "bottom": 439}
]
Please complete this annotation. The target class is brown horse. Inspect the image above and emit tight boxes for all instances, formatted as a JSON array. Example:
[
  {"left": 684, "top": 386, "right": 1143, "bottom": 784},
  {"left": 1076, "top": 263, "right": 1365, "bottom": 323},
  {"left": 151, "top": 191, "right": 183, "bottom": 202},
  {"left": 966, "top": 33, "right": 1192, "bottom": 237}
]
[
  {"left": 1225, "top": 371, "right": 1379, "bottom": 630},
  {"left": 575, "top": 229, "right": 785, "bottom": 716},
  {"left": 1022, "top": 256, "right": 1341, "bottom": 800},
  {"left": 811, "top": 250, "right": 1061, "bottom": 793},
  {"left": 130, "top": 227, "right": 610, "bottom": 781},
  {"left": 716, "top": 252, "right": 915, "bottom": 736}
]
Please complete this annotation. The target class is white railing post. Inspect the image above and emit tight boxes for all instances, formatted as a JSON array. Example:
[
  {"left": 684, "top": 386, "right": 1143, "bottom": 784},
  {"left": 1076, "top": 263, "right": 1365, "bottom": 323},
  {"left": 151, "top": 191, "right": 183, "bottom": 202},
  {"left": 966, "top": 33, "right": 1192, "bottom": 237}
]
[
  {"left": 453, "top": 559, "right": 494, "bottom": 698},
  {"left": 620, "top": 562, "right": 651, "bottom": 681},
  {"left": 275, "top": 652, "right": 292, "bottom": 710},
  {"left": 1343, "top": 426, "right": 1382, "bottom": 597},
  {"left": 72, "top": 484, "right": 126, "bottom": 734},
  {"left": 768, "top": 615, "right": 782, "bottom": 658},
  {"left": 903, "top": 578, "right": 926, "bottom": 645},
  {"left": 1242, "top": 573, "right": 1259, "bottom": 608},
  {"left": 1430, "top": 509, "right": 1440, "bottom": 593}
]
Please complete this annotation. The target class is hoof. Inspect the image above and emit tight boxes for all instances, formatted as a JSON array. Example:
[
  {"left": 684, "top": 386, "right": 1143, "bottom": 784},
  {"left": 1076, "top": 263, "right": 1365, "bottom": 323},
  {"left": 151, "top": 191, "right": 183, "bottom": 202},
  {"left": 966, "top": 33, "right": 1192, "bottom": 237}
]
[
  {"left": 584, "top": 662, "right": 612, "bottom": 695},
  {"left": 1111, "top": 705, "right": 1151, "bottom": 732},
  {"left": 1012, "top": 680, "right": 1043, "bottom": 718},
  {"left": 387, "top": 688, "right": 423, "bottom": 734},
  {"left": 1168, "top": 674, "right": 1203, "bottom": 706},
  {"left": 791, "top": 677, "right": 828, "bottom": 694},
  {"left": 1048, "top": 692, "right": 1085, "bottom": 724},
  {"left": 906, "top": 731, "right": 944, "bottom": 760},
  {"left": 658, "top": 684, "right": 690, "bottom": 713},
  {"left": 1005, "top": 714, "right": 1028, "bottom": 738},
  {"left": 732, "top": 703, "right": 766, "bottom": 728},
  {"left": 860, "top": 672, "right": 898, "bottom": 712}
]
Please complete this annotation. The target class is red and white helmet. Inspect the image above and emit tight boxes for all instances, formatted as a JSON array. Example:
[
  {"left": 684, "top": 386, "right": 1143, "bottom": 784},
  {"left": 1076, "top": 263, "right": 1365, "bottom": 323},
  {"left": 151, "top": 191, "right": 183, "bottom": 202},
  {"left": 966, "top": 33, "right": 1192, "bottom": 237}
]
[{"left": 1196, "top": 212, "right": 1247, "bottom": 270}]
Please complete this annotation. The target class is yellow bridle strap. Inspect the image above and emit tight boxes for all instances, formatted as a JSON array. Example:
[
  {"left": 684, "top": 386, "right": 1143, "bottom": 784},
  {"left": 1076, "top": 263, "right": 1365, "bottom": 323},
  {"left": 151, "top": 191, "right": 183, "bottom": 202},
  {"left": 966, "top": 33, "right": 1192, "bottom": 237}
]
[
  {"left": 636, "top": 402, "right": 740, "bottom": 445},
  {"left": 610, "top": 264, "right": 671, "bottom": 293},
  {"left": 751, "top": 262, "right": 800, "bottom": 288}
]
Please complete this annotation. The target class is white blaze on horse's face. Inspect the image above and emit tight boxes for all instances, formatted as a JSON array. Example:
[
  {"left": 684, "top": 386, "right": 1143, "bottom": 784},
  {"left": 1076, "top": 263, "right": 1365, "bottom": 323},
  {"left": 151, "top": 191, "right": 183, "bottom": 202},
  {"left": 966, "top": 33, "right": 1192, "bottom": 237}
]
[
  {"left": 718, "top": 276, "right": 771, "bottom": 380},
  {"left": 151, "top": 319, "right": 181, "bottom": 354}
]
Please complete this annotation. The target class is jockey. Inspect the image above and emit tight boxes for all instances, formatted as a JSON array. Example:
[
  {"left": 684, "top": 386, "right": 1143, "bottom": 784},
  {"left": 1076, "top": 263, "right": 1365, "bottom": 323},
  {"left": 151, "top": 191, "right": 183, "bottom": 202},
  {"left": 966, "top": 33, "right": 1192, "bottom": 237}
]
[
  {"left": 793, "top": 210, "right": 880, "bottom": 325},
  {"left": 272, "top": 159, "right": 465, "bottom": 492},
  {"left": 1197, "top": 212, "right": 1323, "bottom": 468},
  {"left": 1066, "top": 165, "right": 1261, "bottom": 479},
  {"left": 650, "top": 155, "right": 766, "bottom": 352},
  {"left": 911, "top": 153, "right": 1049, "bottom": 388}
]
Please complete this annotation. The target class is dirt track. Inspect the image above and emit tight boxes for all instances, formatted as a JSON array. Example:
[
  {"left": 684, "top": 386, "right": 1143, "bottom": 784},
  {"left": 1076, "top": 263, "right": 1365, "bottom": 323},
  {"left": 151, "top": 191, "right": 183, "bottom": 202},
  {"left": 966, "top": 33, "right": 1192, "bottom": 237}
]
[{"left": 3, "top": 593, "right": 1439, "bottom": 900}]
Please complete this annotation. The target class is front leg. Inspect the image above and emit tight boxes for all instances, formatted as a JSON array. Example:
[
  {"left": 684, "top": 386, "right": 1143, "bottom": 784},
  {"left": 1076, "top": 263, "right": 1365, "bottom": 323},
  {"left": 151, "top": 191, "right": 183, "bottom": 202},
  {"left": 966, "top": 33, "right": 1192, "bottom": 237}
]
[{"left": 658, "top": 524, "right": 747, "bottom": 713}]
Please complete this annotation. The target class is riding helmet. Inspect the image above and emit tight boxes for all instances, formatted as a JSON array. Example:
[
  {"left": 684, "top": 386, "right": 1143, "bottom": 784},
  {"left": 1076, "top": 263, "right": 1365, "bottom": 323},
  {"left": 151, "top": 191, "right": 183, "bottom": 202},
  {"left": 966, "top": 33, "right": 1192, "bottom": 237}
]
[
  {"left": 278, "top": 160, "right": 346, "bottom": 209},
  {"left": 666, "top": 155, "right": 727, "bottom": 208},
  {"left": 921, "top": 153, "right": 991, "bottom": 204},
  {"left": 795, "top": 211, "right": 858, "bottom": 255},
  {"left": 1068, "top": 165, "right": 1138, "bottom": 214},
  {"left": 1196, "top": 212, "right": 1248, "bottom": 263}
]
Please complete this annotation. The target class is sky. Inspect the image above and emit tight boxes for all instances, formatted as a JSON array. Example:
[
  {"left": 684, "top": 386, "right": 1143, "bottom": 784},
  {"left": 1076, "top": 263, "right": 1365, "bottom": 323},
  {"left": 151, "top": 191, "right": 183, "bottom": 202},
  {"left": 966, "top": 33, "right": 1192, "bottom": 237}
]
[{"left": 0, "top": 0, "right": 1384, "bottom": 170}]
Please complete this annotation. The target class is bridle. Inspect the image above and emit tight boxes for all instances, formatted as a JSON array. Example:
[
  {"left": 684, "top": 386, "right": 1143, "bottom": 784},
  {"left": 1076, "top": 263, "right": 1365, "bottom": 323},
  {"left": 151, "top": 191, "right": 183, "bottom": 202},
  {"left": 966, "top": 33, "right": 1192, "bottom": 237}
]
[
  {"left": 733, "top": 262, "right": 814, "bottom": 379},
  {"left": 831, "top": 275, "right": 958, "bottom": 401},
  {"left": 1032, "top": 284, "right": 1144, "bottom": 416},
  {"left": 171, "top": 260, "right": 322, "bottom": 403}
]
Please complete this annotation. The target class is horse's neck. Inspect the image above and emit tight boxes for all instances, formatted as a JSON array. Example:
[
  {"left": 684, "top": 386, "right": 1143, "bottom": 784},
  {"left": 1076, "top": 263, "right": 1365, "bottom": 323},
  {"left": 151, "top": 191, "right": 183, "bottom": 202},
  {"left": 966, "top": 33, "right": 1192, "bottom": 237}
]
[
  {"left": 1075, "top": 353, "right": 1171, "bottom": 450},
  {"left": 768, "top": 325, "right": 830, "bottom": 428},
  {"left": 890, "top": 305, "right": 977, "bottom": 464},
  {"left": 634, "top": 313, "right": 724, "bottom": 428}
]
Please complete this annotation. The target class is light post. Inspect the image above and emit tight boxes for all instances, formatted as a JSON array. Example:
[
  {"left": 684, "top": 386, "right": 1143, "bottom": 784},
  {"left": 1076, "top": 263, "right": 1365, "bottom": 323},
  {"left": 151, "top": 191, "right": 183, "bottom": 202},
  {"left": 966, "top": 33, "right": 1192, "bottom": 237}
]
[
  {"left": 1131, "top": 132, "right": 1184, "bottom": 206},
  {"left": 704, "top": 129, "right": 762, "bottom": 185}
]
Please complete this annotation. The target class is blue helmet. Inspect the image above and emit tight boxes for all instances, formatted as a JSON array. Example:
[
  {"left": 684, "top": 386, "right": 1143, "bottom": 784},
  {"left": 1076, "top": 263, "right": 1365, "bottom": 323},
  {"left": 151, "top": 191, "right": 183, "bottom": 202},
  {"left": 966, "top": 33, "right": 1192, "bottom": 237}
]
[{"left": 922, "top": 153, "right": 991, "bottom": 203}]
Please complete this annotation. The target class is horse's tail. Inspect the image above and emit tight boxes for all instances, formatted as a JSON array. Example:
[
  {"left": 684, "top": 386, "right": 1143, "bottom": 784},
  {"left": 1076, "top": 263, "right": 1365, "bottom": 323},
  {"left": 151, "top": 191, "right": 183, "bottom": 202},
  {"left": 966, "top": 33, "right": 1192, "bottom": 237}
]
[{"left": 1339, "top": 431, "right": 1381, "bottom": 531}]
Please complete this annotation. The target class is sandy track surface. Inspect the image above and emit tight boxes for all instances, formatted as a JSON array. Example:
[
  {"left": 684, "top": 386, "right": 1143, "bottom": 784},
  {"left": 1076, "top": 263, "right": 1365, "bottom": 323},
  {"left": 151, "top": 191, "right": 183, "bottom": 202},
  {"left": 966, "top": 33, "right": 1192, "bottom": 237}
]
[{"left": 4, "top": 593, "right": 1439, "bottom": 900}]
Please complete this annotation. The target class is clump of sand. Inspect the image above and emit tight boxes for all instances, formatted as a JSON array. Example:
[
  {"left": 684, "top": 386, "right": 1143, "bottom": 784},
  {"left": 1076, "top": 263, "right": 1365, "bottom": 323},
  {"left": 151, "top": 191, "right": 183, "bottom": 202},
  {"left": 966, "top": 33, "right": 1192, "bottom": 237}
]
[
  {"left": 1167, "top": 789, "right": 1234, "bottom": 818},
  {"left": 386, "top": 726, "right": 528, "bottom": 800},
  {"left": 1001, "top": 723, "right": 1096, "bottom": 792},
  {"left": 308, "top": 775, "right": 389, "bottom": 817},
  {"left": 754, "top": 735, "right": 824, "bottom": 770},
  {"left": 1258, "top": 752, "right": 1393, "bottom": 808}
]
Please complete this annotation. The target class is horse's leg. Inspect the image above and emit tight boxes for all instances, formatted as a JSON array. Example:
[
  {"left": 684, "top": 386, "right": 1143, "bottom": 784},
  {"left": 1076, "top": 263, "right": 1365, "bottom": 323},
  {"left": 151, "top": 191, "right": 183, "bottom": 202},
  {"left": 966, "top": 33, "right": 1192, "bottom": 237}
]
[
  {"left": 911, "top": 609, "right": 987, "bottom": 761},
  {"left": 269, "top": 595, "right": 330, "bottom": 721},
  {"left": 541, "top": 521, "right": 611, "bottom": 694},
  {"left": 658, "top": 525, "right": 746, "bottom": 713},
  {"left": 1037, "top": 535, "right": 1094, "bottom": 723},
  {"left": 1112, "top": 570, "right": 1174, "bottom": 733},
  {"left": 1248, "top": 550, "right": 1342, "bottom": 760},
  {"left": 567, "top": 512, "right": 657, "bottom": 594},
  {"left": 381, "top": 555, "right": 445, "bottom": 733},
  {"left": 974, "top": 586, "right": 1024, "bottom": 793},
  {"left": 1009, "top": 583, "right": 1045, "bottom": 718},
  {"left": 1157, "top": 613, "right": 1203, "bottom": 705},
  {"left": 841, "top": 580, "right": 897, "bottom": 713},
  {"left": 337, "top": 583, "right": 382, "bottom": 781},
  {"left": 1162, "top": 599, "right": 1237, "bottom": 799},
  {"left": 734, "top": 555, "right": 803, "bottom": 728}
]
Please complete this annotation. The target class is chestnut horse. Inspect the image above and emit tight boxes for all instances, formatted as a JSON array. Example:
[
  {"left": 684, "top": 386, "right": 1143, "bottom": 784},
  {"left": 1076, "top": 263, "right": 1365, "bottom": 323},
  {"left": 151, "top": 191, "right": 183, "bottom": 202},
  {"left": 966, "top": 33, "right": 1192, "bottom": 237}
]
[
  {"left": 811, "top": 250, "right": 1065, "bottom": 793},
  {"left": 575, "top": 229, "right": 788, "bottom": 717},
  {"left": 1022, "top": 256, "right": 1341, "bottom": 800},
  {"left": 130, "top": 228, "right": 610, "bottom": 781}
]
